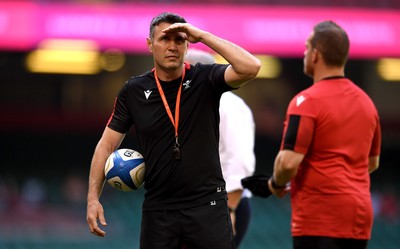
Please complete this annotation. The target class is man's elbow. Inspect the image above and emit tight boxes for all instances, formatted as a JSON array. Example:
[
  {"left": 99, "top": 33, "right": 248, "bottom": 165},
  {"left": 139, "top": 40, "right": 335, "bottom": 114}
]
[
  {"left": 368, "top": 156, "right": 380, "bottom": 174},
  {"left": 236, "top": 58, "right": 261, "bottom": 81},
  {"left": 246, "top": 59, "right": 261, "bottom": 80},
  {"left": 369, "top": 163, "right": 379, "bottom": 174}
]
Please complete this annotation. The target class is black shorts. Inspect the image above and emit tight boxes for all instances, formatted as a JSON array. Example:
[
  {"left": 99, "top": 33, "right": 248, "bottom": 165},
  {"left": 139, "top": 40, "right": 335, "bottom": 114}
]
[
  {"left": 140, "top": 199, "right": 235, "bottom": 249},
  {"left": 293, "top": 236, "right": 368, "bottom": 249}
]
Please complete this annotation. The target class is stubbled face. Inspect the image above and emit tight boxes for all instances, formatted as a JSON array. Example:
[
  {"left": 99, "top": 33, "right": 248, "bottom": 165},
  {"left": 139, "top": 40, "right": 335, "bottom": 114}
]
[
  {"left": 303, "top": 31, "right": 314, "bottom": 78},
  {"left": 147, "top": 22, "right": 188, "bottom": 72}
]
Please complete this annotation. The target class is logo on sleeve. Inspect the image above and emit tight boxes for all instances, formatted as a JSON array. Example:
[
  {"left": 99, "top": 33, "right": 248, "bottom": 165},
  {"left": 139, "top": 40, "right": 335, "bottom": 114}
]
[
  {"left": 144, "top": 90, "right": 152, "bottom": 99},
  {"left": 296, "top": 95, "right": 306, "bottom": 106}
]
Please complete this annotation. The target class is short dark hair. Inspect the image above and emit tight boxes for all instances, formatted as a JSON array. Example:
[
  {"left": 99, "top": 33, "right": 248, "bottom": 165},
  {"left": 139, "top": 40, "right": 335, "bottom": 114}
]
[
  {"left": 149, "top": 12, "right": 186, "bottom": 39},
  {"left": 311, "top": 21, "right": 350, "bottom": 67}
]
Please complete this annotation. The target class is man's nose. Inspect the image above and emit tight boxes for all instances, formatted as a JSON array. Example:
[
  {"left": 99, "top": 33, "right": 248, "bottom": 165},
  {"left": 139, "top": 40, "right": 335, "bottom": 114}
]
[{"left": 167, "top": 40, "right": 178, "bottom": 50}]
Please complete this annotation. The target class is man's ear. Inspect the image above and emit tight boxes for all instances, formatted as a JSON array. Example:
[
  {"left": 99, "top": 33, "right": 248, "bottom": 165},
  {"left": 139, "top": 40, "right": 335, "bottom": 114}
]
[
  {"left": 184, "top": 43, "right": 189, "bottom": 55},
  {"left": 312, "top": 48, "right": 319, "bottom": 63},
  {"left": 146, "top": 38, "right": 152, "bottom": 52}
]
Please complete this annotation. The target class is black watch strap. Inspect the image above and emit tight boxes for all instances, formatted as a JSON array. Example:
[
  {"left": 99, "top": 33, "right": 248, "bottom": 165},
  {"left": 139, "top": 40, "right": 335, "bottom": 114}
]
[{"left": 270, "top": 177, "right": 286, "bottom": 189}]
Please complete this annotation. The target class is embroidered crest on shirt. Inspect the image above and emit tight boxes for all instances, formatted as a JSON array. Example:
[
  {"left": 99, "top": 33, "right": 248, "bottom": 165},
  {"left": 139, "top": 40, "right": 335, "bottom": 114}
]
[
  {"left": 183, "top": 80, "right": 192, "bottom": 90},
  {"left": 144, "top": 90, "right": 152, "bottom": 99},
  {"left": 296, "top": 95, "right": 306, "bottom": 106}
]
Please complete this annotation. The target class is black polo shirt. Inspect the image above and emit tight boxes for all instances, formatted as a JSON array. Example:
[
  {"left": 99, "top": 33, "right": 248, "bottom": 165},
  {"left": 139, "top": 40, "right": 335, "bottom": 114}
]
[{"left": 108, "top": 63, "right": 232, "bottom": 210}]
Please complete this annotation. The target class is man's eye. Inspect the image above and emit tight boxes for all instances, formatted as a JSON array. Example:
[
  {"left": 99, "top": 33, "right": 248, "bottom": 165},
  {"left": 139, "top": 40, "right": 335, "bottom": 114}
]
[{"left": 176, "top": 37, "right": 185, "bottom": 44}]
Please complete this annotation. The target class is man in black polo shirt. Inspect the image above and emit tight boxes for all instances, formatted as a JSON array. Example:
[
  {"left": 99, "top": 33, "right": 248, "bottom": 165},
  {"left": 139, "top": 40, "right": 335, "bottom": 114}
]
[{"left": 87, "top": 12, "right": 260, "bottom": 249}]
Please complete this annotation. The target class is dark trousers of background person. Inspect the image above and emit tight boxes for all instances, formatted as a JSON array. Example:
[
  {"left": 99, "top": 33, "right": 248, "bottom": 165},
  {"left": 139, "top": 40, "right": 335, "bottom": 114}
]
[{"left": 234, "top": 197, "right": 252, "bottom": 248}]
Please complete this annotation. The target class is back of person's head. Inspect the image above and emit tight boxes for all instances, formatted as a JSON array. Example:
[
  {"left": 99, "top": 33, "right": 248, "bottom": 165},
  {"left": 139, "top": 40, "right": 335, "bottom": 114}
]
[
  {"left": 185, "top": 49, "right": 216, "bottom": 64},
  {"left": 149, "top": 12, "right": 186, "bottom": 39},
  {"left": 311, "top": 21, "right": 349, "bottom": 67}
]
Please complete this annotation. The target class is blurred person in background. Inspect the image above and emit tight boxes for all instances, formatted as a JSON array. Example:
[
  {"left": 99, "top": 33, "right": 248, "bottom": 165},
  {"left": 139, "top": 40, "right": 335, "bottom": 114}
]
[
  {"left": 185, "top": 49, "right": 256, "bottom": 248},
  {"left": 268, "top": 20, "right": 381, "bottom": 249},
  {"left": 86, "top": 12, "right": 260, "bottom": 249}
]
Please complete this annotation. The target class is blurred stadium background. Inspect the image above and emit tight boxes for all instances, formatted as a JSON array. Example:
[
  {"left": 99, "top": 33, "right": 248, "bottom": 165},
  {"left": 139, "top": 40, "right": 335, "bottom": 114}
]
[{"left": 0, "top": 0, "right": 399, "bottom": 248}]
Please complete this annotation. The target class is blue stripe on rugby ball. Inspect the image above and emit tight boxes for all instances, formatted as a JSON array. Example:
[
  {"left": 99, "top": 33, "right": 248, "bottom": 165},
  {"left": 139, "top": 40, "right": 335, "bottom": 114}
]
[{"left": 106, "top": 151, "right": 144, "bottom": 190}]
